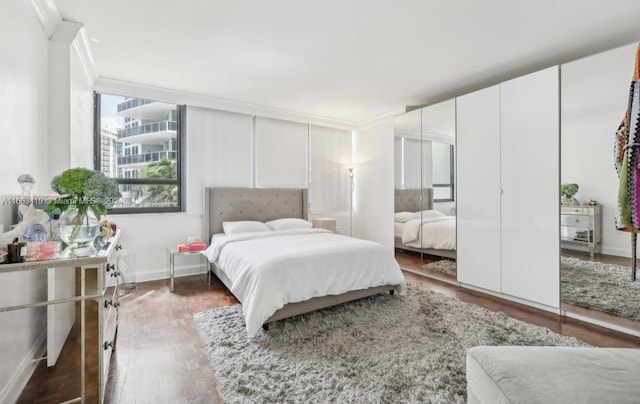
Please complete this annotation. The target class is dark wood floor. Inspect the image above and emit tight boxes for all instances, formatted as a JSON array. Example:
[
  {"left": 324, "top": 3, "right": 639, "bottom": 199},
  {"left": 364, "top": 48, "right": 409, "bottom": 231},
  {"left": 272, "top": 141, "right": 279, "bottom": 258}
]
[{"left": 19, "top": 264, "right": 640, "bottom": 404}]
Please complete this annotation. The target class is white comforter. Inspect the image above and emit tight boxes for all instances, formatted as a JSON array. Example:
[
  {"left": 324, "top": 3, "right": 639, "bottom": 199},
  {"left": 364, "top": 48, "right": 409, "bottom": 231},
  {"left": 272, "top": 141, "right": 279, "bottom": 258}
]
[
  {"left": 401, "top": 216, "right": 456, "bottom": 250},
  {"left": 204, "top": 228, "right": 405, "bottom": 336}
]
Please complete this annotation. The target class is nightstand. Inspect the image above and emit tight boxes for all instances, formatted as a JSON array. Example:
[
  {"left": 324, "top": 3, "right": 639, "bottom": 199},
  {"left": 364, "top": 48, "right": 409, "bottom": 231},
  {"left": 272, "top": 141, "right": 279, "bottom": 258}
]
[
  {"left": 167, "top": 247, "right": 210, "bottom": 292},
  {"left": 312, "top": 217, "right": 337, "bottom": 232}
]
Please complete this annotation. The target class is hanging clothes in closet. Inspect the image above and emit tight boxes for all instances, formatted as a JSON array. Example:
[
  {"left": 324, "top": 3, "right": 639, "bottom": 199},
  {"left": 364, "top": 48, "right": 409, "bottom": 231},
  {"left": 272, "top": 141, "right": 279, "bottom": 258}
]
[{"left": 614, "top": 43, "right": 640, "bottom": 281}]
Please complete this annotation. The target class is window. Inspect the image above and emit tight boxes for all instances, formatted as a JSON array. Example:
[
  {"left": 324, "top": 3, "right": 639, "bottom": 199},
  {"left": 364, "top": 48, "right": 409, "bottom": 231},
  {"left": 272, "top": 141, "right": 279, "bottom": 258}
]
[
  {"left": 93, "top": 93, "right": 185, "bottom": 213},
  {"left": 432, "top": 142, "right": 454, "bottom": 202}
]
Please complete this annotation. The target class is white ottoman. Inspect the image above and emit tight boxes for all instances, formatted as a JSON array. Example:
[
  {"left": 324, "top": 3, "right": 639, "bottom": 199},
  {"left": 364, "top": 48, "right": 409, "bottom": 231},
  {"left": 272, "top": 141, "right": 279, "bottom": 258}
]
[{"left": 466, "top": 346, "right": 640, "bottom": 404}]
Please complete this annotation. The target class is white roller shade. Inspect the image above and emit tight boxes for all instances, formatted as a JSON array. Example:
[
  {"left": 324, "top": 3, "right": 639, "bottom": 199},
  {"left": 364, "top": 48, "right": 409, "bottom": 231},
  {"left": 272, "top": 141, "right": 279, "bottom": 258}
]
[
  {"left": 394, "top": 137, "right": 402, "bottom": 188},
  {"left": 255, "top": 117, "right": 308, "bottom": 188},
  {"left": 309, "top": 125, "right": 352, "bottom": 212},
  {"left": 186, "top": 106, "right": 252, "bottom": 215}
]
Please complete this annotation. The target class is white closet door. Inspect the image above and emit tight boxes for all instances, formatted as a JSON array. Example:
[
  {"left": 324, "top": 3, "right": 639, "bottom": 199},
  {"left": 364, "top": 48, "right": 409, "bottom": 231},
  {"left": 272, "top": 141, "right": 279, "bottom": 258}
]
[
  {"left": 500, "top": 66, "right": 560, "bottom": 308},
  {"left": 456, "top": 85, "right": 502, "bottom": 292}
]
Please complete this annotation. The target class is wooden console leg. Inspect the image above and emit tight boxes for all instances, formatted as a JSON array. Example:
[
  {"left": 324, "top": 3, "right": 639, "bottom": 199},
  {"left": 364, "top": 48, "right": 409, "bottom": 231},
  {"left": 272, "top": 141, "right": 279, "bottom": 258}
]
[{"left": 389, "top": 289, "right": 395, "bottom": 296}]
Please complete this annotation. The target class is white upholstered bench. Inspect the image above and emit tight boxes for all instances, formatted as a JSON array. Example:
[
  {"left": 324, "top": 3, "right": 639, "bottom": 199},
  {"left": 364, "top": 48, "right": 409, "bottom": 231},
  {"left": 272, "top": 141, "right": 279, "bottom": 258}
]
[{"left": 466, "top": 346, "right": 640, "bottom": 404}]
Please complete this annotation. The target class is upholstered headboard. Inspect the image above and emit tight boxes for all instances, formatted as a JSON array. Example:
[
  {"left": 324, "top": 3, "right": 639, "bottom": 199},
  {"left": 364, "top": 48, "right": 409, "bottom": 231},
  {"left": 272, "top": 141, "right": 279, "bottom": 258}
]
[
  {"left": 202, "top": 187, "right": 308, "bottom": 243},
  {"left": 394, "top": 188, "right": 433, "bottom": 212}
]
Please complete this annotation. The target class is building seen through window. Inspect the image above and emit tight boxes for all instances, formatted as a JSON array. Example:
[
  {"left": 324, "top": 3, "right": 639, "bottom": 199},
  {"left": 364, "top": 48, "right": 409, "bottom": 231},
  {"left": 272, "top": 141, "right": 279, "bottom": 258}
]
[{"left": 95, "top": 93, "right": 183, "bottom": 213}]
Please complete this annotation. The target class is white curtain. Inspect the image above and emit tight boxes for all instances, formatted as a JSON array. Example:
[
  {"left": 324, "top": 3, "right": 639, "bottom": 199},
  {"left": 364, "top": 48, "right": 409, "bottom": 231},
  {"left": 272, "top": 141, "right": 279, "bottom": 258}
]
[
  {"left": 255, "top": 117, "right": 308, "bottom": 188},
  {"left": 185, "top": 106, "right": 253, "bottom": 215},
  {"left": 309, "top": 125, "right": 352, "bottom": 212}
]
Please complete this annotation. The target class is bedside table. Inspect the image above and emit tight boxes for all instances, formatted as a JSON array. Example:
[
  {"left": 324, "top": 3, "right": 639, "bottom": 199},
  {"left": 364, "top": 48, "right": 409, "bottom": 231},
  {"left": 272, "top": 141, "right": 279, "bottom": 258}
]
[
  {"left": 167, "top": 247, "right": 210, "bottom": 292},
  {"left": 312, "top": 217, "right": 337, "bottom": 232}
]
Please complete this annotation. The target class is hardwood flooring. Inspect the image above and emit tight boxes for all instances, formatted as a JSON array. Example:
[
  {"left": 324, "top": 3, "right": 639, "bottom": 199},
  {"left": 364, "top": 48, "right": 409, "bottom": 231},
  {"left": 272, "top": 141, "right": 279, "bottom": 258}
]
[{"left": 18, "top": 264, "right": 640, "bottom": 404}]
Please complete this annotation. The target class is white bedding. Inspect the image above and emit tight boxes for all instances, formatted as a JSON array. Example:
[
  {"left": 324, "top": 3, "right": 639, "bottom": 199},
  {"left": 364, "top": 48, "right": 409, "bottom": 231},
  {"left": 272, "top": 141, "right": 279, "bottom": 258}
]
[
  {"left": 394, "top": 221, "right": 405, "bottom": 239},
  {"left": 204, "top": 228, "right": 405, "bottom": 336},
  {"left": 401, "top": 216, "right": 456, "bottom": 250}
]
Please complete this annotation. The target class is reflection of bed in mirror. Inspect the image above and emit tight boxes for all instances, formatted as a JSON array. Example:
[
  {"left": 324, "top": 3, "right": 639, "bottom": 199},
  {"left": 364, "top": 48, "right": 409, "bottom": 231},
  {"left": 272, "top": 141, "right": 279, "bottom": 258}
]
[{"left": 394, "top": 188, "right": 456, "bottom": 259}]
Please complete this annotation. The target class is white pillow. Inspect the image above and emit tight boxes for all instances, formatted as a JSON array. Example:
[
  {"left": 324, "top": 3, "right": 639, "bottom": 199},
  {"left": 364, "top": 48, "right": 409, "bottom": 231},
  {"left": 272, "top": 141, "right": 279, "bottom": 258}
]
[
  {"left": 418, "top": 210, "right": 446, "bottom": 218},
  {"left": 222, "top": 221, "right": 270, "bottom": 234},
  {"left": 394, "top": 212, "right": 420, "bottom": 223},
  {"left": 265, "top": 218, "right": 313, "bottom": 231}
]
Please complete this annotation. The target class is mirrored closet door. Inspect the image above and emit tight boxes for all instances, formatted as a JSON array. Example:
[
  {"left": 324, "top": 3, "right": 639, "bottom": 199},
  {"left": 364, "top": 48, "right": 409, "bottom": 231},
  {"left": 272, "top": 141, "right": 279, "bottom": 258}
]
[
  {"left": 393, "top": 100, "right": 457, "bottom": 282},
  {"left": 560, "top": 41, "right": 640, "bottom": 332}
]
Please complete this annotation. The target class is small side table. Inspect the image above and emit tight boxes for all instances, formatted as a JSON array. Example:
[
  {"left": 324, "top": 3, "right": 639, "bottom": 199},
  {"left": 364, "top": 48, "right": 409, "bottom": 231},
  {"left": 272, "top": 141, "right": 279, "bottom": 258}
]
[
  {"left": 167, "top": 247, "right": 210, "bottom": 292},
  {"left": 312, "top": 217, "right": 337, "bottom": 232}
]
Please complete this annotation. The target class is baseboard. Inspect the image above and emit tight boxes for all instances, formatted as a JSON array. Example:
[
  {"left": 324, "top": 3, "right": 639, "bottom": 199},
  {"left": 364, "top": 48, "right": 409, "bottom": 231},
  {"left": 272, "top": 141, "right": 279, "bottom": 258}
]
[
  {"left": 0, "top": 328, "right": 47, "bottom": 403},
  {"left": 132, "top": 264, "right": 209, "bottom": 284},
  {"left": 561, "top": 309, "right": 640, "bottom": 338},
  {"left": 457, "top": 282, "right": 561, "bottom": 315},
  {"left": 400, "top": 266, "right": 457, "bottom": 286},
  {"left": 600, "top": 246, "right": 632, "bottom": 258}
]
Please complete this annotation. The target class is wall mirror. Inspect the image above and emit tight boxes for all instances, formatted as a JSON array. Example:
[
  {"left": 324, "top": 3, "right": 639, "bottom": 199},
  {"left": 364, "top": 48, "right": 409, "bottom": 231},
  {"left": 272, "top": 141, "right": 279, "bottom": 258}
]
[
  {"left": 394, "top": 99, "right": 457, "bottom": 282},
  {"left": 560, "top": 41, "right": 640, "bottom": 332}
]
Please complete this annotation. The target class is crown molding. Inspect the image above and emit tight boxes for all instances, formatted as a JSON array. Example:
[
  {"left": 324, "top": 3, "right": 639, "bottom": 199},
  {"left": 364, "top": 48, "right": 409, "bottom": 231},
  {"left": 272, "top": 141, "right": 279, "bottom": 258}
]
[
  {"left": 94, "top": 77, "right": 359, "bottom": 130},
  {"left": 356, "top": 108, "right": 404, "bottom": 131},
  {"left": 27, "top": 0, "right": 62, "bottom": 38},
  {"left": 71, "top": 27, "right": 98, "bottom": 84}
]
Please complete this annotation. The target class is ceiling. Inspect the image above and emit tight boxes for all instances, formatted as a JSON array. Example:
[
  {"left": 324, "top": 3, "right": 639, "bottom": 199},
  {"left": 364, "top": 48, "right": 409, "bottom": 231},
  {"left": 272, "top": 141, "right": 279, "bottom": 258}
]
[{"left": 55, "top": 0, "right": 640, "bottom": 124}]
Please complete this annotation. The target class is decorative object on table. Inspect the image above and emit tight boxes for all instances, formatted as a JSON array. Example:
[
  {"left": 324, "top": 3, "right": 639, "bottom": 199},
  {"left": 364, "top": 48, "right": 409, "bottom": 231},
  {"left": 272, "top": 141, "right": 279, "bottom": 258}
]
[
  {"left": 47, "top": 167, "right": 121, "bottom": 258},
  {"left": 0, "top": 204, "right": 50, "bottom": 246},
  {"left": 613, "top": 43, "right": 640, "bottom": 281},
  {"left": 7, "top": 238, "right": 27, "bottom": 263},
  {"left": 589, "top": 199, "right": 597, "bottom": 206},
  {"left": 23, "top": 223, "right": 47, "bottom": 242},
  {"left": 17, "top": 173, "right": 36, "bottom": 204},
  {"left": 95, "top": 220, "right": 115, "bottom": 249},
  {"left": 560, "top": 183, "right": 579, "bottom": 205}
]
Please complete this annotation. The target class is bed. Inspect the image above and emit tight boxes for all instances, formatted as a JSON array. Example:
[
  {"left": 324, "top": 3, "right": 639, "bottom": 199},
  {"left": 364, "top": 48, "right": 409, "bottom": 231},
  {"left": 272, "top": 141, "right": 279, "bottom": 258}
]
[
  {"left": 202, "top": 187, "right": 405, "bottom": 336},
  {"left": 394, "top": 188, "right": 456, "bottom": 260}
]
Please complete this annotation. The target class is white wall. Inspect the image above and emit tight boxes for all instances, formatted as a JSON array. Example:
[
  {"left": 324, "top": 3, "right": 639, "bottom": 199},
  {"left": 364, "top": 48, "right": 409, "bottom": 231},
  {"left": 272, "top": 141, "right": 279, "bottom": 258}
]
[
  {"left": 69, "top": 44, "right": 95, "bottom": 168},
  {"left": 561, "top": 42, "right": 637, "bottom": 257},
  {"left": 353, "top": 117, "right": 395, "bottom": 251},
  {"left": 0, "top": 1, "right": 49, "bottom": 196},
  {"left": 0, "top": 1, "right": 50, "bottom": 401}
]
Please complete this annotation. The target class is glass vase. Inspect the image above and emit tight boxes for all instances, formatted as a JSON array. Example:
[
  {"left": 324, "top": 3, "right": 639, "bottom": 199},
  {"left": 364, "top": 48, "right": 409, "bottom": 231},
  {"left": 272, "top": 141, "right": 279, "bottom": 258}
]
[{"left": 58, "top": 208, "right": 100, "bottom": 258}]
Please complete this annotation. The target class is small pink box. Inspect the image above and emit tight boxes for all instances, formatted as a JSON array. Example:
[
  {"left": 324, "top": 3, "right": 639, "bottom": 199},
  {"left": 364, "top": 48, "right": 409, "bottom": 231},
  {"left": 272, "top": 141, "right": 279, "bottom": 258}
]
[
  {"left": 25, "top": 241, "right": 60, "bottom": 261},
  {"left": 189, "top": 242, "right": 206, "bottom": 252},
  {"left": 38, "top": 241, "right": 60, "bottom": 260}
]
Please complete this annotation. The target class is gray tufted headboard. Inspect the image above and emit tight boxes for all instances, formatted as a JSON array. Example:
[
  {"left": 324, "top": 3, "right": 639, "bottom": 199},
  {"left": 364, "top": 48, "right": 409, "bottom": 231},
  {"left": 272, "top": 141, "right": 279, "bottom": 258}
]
[
  {"left": 394, "top": 188, "right": 433, "bottom": 212},
  {"left": 202, "top": 187, "right": 308, "bottom": 243}
]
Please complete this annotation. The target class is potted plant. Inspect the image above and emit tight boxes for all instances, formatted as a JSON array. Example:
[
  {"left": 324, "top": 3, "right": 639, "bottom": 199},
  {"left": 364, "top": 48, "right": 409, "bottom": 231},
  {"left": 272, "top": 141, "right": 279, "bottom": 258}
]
[
  {"left": 560, "top": 183, "right": 579, "bottom": 205},
  {"left": 47, "top": 167, "right": 121, "bottom": 257}
]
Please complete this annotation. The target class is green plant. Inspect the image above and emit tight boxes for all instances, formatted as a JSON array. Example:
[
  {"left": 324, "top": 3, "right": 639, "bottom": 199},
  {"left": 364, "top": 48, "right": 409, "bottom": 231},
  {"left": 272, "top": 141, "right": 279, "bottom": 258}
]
[
  {"left": 561, "top": 183, "right": 579, "bottom": 204},
  {"left": 47, "top": 167, "right": 121, "bottom": 227},
  {"left": 139, "top": 158, "right": 177, "bottom": 204}
]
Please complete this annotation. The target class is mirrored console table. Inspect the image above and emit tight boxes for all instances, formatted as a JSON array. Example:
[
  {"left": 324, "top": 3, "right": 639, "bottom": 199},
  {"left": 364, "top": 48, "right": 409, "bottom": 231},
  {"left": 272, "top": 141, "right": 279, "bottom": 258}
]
[
  {"left": 561, "top": 205, "right": 601, "bottom": 258},
  {"left": 0, "top": 229, "right": 121, "bottom": 404}
]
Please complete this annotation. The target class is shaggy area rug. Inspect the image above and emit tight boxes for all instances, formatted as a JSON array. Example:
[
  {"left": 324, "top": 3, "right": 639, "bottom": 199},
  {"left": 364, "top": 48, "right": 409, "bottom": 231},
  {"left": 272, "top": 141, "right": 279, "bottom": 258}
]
[
  {"left": 422, "top": 259, "right": 457, "bottom": 276},
  {"left": 561, "top": 256, "right": 640, "bottom": 321},
  {"left": 194, "top": 284, "right": 585, "bottom": 404}
]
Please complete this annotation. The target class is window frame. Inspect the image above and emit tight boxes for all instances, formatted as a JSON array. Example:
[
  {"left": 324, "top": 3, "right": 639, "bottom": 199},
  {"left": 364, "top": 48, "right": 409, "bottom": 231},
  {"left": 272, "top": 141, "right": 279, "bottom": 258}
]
[{"left": 93, "top": 92, "right": 186, "bottom": 214}]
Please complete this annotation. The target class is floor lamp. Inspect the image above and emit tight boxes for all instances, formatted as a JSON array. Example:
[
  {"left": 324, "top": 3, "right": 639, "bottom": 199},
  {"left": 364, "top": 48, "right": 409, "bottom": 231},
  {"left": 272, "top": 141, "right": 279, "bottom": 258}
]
[{"left": 348, "top": 167, "right": 354, "bottom": 236}]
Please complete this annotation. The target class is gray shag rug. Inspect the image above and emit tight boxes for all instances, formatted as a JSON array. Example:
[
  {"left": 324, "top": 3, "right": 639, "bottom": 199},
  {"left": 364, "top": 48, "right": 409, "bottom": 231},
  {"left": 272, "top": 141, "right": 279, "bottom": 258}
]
[
  {"left": 194, "top": 284, "right": 585, "bottom": 404},
  {"left": 561, "top": 256, "right": 640, "bottom": 321},
  {"left": 422, "top": 259, "right": 457, "bottom": 276}
]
